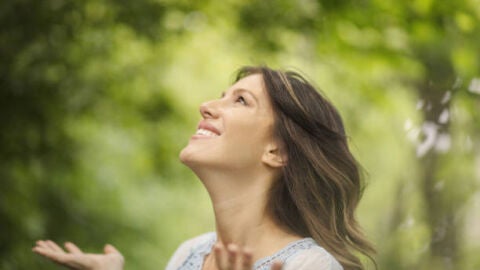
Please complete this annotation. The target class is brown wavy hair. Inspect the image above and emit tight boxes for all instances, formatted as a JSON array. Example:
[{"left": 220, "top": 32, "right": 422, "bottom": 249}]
[{"left": 235, "top": 66, "right": 376, "bottom": 270}]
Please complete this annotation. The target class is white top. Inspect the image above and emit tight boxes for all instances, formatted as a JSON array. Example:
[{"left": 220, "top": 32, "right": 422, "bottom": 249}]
[{"left": 165, "top": 232, "right": 343, "bottom": 270}]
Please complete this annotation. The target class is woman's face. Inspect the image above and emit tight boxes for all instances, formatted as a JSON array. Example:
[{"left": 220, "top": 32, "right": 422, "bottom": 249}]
[{"left": 180, "top": 74, "right": 277, "bottom": 172}]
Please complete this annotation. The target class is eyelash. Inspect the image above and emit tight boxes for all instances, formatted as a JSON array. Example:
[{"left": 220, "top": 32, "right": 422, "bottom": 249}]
[
  {"left": 235, "top": 95, "right": 247, "bottom": 105},
  {"left": 220, "top": 93, "right": 248, "bottom": 106}
]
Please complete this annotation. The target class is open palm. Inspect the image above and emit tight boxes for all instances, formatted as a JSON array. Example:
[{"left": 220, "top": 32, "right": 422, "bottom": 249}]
[{"left": 33, "top": 240, "right": 124, "bottom": 270}]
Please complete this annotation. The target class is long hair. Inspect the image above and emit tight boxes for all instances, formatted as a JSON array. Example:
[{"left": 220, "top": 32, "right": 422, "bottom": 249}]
[{"left": 235, "top": 66, "right": 376, "bottom": 270}]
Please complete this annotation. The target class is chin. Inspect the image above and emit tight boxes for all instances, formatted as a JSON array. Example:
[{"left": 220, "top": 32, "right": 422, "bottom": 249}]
[
  {"left": 179, "top": 146, "right": 192, "bottom": 165},
  {"left": 179, "top": 146, "right": 223, "bottom": 173},
  {"left": 179, "top": 146, "right": 204, "bottom": 168}
]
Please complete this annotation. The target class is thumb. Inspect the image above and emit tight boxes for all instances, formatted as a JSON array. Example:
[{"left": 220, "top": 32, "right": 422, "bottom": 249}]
[{"left": 104, "top": 244, "right": 121, "bottom": 255}]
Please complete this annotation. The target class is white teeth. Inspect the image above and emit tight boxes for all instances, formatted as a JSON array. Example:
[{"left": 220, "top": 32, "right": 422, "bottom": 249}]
[{"left": 196, "top": 128, "right": 219, "bottom": 137}]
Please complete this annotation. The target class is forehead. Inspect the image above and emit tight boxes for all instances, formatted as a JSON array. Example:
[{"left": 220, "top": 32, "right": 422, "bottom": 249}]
[{"left": 230, "top": 73, "right": 266, "bottom": 97}]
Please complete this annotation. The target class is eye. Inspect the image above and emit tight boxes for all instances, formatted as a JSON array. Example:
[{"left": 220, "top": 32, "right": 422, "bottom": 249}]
[{"left": 235, "top": 95, "right": 248, "bottom": 105}]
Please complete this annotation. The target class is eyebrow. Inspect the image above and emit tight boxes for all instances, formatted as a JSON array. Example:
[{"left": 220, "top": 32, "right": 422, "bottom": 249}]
[{"left": 222, "top": 88, "right": 259, "bottom": 104}]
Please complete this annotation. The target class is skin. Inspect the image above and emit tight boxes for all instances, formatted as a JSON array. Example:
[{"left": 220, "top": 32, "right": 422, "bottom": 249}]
[
  {"left": 32, "top": 240, "right": 123, "bottom": 269},
  {"left": 181, "top": 74, "right": 299, "bottom": 269},
  {"left": 33, "top": 74, "right": 299, "bottom": 270}
]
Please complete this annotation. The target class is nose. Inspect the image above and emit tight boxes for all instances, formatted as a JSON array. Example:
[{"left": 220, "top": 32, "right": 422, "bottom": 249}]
[{"left": 199, "top": 99, "right": 219, "bottom": 119}]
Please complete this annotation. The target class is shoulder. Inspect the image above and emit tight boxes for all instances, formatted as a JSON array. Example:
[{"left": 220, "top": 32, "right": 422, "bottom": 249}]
[
  {"left": 165, "top": 232, "right": 216, "bottom": 270},
  {"left": 283, "top": 244, "right": 343, "bottom": 270}
]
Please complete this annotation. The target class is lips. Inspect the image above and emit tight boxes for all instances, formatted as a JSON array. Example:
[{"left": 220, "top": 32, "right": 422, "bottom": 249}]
[{"left": 196, "top": 121, "right": 221, "bottom": 136}]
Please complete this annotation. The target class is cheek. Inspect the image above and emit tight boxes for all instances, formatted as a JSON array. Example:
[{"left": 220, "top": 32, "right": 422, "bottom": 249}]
[{"left": 226, "top": 125, "right": 270, "bottom": 155}]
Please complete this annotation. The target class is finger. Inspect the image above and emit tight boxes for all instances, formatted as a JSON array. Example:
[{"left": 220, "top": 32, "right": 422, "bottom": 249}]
[
  {"left": 241, "top": 248, "right": 253, "bottom": 270},
  {"left": 104, "top": 244, "right": 120, "bottom": 254},
  {"left": 64, "top": 242, "right": 83, "bottom": 254},
  {"left": 214, "top": 243, "right": 229, "bottom": 270},
  {"left": 46, "top": 240, "right": 65, "bottom": 253},
  {"left": 33, "top": 240, "right": 42, "bottom": 249},
  {"left": 35, "top": 240, "right": 50, "bottom": 249},
  {"left": 226, "top": 244, "right": 239, "bottom": 270},
  {"left": 105, "top": 243, "right": 125, "bottom": 266},
  {"left": 33, "top": 247, "right": 89, "bottom": 269},
  {"left": 270, "top": 261, "right": 283, "bottom": 270},
  {"left": 33, "top": 247, "right": 69, "bottom": 264}
]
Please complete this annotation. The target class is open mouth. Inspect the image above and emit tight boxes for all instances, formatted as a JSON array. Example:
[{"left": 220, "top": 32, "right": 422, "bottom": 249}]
[
  {"left": 195, "top": 121, "right": 221, "bottom": 137},
  {"left": 195, "top": 128, "right": 220, "bottom": 137}
]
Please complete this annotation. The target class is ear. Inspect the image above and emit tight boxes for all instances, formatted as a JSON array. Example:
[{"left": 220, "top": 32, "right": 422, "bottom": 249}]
[{"left": 262, "top": 142, "right": 287, "bottom": 168}]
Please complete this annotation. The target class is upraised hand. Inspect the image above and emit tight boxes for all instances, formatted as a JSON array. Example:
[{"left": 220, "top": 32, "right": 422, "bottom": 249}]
[
  {"left": 213, "top": 243, "right": 283, "bottom": 270},
  {"left": 33, "top": 240, "right": 124, "bottom": 270}
]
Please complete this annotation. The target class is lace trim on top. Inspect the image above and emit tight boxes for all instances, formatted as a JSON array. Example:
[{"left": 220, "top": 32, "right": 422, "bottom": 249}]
[
  {"left": 177, "top": 232, "right": 217, "bottom": 270},
  {"left": 176, "top": 233, "right": 318, "bottom": 270},
  {"left": 253, "top": 238, "right": 317, "bottom": 270}
]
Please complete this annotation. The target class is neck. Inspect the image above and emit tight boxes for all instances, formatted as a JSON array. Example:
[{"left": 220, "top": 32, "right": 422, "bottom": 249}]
[
  {"left": 212, "top": 185, "right": 275, "bottom": 246},
  {"left": 194, "top": 167, "right": 301, "bottom": 261}
]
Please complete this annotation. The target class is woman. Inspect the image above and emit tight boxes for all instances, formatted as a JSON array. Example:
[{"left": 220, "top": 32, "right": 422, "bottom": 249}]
[{"left": 33, "top": 66, "right": 375, "bottom": 270}]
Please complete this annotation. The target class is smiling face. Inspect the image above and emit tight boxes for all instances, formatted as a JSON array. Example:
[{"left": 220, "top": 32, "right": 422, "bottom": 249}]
[{"left": 180, "top": 74, "right": 279, "bottom": 173}]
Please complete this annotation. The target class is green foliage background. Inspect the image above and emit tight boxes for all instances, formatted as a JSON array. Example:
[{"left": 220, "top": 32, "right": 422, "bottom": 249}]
[{"left": 1, "top": 0, "right": 479, "bottom": 269}]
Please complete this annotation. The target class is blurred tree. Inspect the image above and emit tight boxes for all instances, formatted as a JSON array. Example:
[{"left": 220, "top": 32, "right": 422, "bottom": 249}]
[
  {"left": 1, "top": 0, "right": 479, "bottom": 269},
  {"left": 235, "top": 0, "right": 480, "bottom": 269},
  {"left": 0, "top": 0, "right": 197, "bottom": 269}
]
